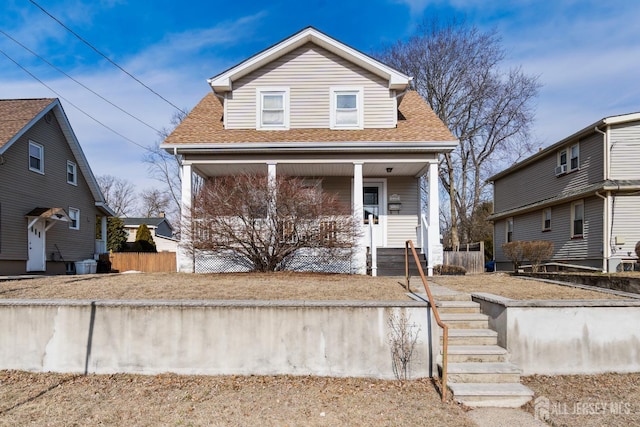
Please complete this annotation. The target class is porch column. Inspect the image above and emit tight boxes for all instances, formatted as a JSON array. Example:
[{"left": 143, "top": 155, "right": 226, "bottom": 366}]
[
  {"left": 352, "top": 162, "right": 366, "bottom": 274},
  {"left": 427, "top": 161, "right": 443, "bottom": 276},
  {"left": 178, "top": 163, "right": 193, "bottom": 273},
  {"left": 266, "top": 161, "right": 277, "bottom": 224}
]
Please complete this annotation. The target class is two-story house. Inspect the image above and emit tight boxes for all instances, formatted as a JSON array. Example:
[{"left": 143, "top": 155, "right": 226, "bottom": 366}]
[
  {"left": 161, "top": 27, "right": 458, "bottom": 275},
  {"left": 0, "top": 98, "right": 114, "bottom": 275},
  {"left": 490, "top": 112, "right": 640, "bottom": 272}
]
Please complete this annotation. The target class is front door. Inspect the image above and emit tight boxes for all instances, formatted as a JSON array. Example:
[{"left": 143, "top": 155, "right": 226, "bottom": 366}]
[
  {"left": 363, "top": 181, "right": 385, "bottom": 247},
  {"left": 27, "top": 218, "right": 46, "bottom": 272}
]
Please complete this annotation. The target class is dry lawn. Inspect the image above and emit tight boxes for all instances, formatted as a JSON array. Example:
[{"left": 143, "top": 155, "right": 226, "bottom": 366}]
[
  {"left": 1, "top": 271, "right": 633, "bottom": 301},
  {"left": 522, "top": 373, "right": 640, "bottom": 426},
  {"left": 431, "top": 273, "right": 628, "bottom": 300},
  {"left": 0, "top": 371, "right": 474, "bottom": 427}
]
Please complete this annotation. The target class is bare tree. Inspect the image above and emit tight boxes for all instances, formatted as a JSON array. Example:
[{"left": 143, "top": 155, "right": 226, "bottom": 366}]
[
  {"left": 378, "top": 18, "right": 540, "bottom": 249},
  {"left": 97, "top": 174, "right": 137, "bottom": 216},
  {"left": 138, "top": 188, "right": 170, "bottom": 218},
  {"left": 184, "top": 173, "right": 360, "bottom": 272},
  {"left": 144, "top": 110, "right": 188, "bottom": 226}
]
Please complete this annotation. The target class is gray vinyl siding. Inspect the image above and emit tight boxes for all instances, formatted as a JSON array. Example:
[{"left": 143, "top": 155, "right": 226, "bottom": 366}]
[
  {"left": 494, "top": 197, "right": 603, "bottom": 269},
  {"left": 493, "top": 133, "right": 604, "bottom": 213},
  {"left": 0, "top": 114, "right": 99, "bottom": 264},
  {"left": 610, "top": 194, "right": 640, "bottom": 260},
  {"left": 609, "top": 120, "right": 640, "bottom": 180},
  {"left": 226, "top": 43, "right": 396, "bottom": 129}
]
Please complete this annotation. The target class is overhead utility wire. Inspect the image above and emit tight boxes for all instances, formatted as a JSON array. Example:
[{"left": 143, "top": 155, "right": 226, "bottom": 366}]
[
  {"left": 28, "top": 0, "right": 187, "bottom": 115},
  {"left": 0, "top": 29, "right": 162, "bottom": 135},
  {"left": 0, "top": 48, "right": 149, "bottom": 151}
]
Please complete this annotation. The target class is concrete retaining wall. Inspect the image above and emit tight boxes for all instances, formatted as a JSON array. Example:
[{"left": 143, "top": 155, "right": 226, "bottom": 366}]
[
  {"left": 0, "top": 299, "right": 436, "bottom": 379},
  {"left": 472, "top": 293, "right": 640, "bottom": 375}
]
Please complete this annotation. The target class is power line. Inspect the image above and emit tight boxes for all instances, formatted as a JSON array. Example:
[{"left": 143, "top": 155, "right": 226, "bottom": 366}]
[
  {"left": 0, "top": 29, "right": 162, "bottom": 135},
  {"left": 0, "top": 48, "right": 151, "bottom": 151},
  {"left": 28, "top": 0, "right": 187, "bottom": 115}
]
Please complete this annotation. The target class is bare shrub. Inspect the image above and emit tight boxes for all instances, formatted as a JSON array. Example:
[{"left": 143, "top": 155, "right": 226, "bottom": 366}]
[
  {"left": 523, "top": 240, "right": 554, "bottom": 272},
  {"left": 184, "top": 173, "right": 360, "bottom": 272},
  {"left": 387, "top": 311, "right": 421, "bottom": 382},
  {"left": 434, "top": 264, "right": 467, "bottom": 275},
  {"left": 502, "top": 241, "right": 526, "bottom": 271}
]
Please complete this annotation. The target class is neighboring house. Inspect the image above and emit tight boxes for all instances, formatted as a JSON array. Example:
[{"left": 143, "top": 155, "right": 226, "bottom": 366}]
[
  {"left": 489, "top": 112, "right": 640, "bottom": 273},
  {"left": 122, "top": 216, "right": 178, "bottom": 252},
  {"left": 161, "top": 27, "right": 457, "bottom": 275},
  {"left": 0, "top": 98, "right": 114, "bottom": 275}
]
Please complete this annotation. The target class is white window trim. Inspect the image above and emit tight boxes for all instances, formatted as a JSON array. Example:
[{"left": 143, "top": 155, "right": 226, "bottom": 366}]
[
  {"left": 571, "top": 200, "right": 584, "bottom": 238},
  {"left": 69, "top": 207, "right": 80, "bottom": 230},
  {"left": 29, "top": 141, "right": 44, "bottom": 174},
  {"left": 256, "top": 87, "right": 289, "bottom": 130},
  {"left": 542, "top": 208, "right": 551, "bottom": 231},
  {"left": 330, "top": 86, "right": 364, "bottom": 130},
  {"left": 67, "top": 160, "right": 77, "bottom": 186},
  {"left": 569, "top": 143, "right": 580, "bottom": 171}
]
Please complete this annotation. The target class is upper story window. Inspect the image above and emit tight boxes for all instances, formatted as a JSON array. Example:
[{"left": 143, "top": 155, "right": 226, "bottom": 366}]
[
  {"left": 542, "top": 208, "right": 551, "bottom": 231},
  {"left": 29, "top": 141, "right": 44, "bottom": 174},
  {"left": 330, "top": 87, "right": 363, "bottom": 130},
  {"left": 506, "top": 217, "right": 514, "bottom": 242},
  {"left": 571, "top": 200, "right": 584, "bottom": 238},
  {"left": 69, "top": 207, "right": 80, "bottom": 230},
  {"left": 256, "top": 87, "right": 289, "bottom": 130},
  {"left": 556, "top": 143, "right": 579, "bottom": 175},
  {"left": 67, "top": 161, "right": 77, "bottom": 186}
]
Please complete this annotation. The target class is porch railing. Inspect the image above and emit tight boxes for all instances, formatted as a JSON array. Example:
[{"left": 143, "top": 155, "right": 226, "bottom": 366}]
[
  {"left": 405, "top": 239, "right": 448, "bottom": 402},
  {"left": 368, "top": 214, "right": 377, "bottom": 276}
]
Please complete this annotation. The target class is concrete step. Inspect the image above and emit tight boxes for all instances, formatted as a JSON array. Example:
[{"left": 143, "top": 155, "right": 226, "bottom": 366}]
[
  {"left": 448, "top": 383, "right": 534, "bottom": 408},
  {"left": 436, "top": 300, "right": 481, "bottom": 314},
  {"left": 444, "top": 345, "right": 508, "bottom": 363},
  {"left": 440, "top": 313, "right": 489, "bottom": 329},
  {"left": 444, "top": 329, "right": 498, "bottom": 346},
  {"left": 443, "top": 362, "right": 522, "bottom": 384}
]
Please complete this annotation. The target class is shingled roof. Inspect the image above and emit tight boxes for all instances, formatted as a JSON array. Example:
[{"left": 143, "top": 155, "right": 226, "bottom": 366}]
[
  {"left": 0, "top": 98, "right": 55, "bottom": 149},
  {"left": 163, "top": 91, "right": 456, "bottom": 146}
]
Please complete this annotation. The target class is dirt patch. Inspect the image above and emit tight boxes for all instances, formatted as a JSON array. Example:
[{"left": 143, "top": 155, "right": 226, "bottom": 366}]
[
  {"left": 522, "top": 373, "right": 640, "bottom": 426},
  {"left": 1, "top": 271, "right": 631, "bottom": 301},
  {"left": 430, "top": 273, "right": 628, "bottom": 300},
  {"left": 0, "top": 371, "right": 474, "bottom": 426}
]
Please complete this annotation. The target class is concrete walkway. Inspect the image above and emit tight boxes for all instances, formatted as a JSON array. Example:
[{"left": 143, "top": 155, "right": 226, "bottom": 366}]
[{"left": 468, "top": 407, "right": 547, "bottom": 426}]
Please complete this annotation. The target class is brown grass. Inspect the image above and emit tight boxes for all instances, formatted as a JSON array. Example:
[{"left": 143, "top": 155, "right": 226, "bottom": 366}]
[
  {"left": 431, "top": 273, "right": 628, "bottom": 300},
  {"left": 0, "top": 371, "right": 475, "bottom": 426},
  {"left": 0, "top": 271, "right": 632, "bottom": 301},
  {"left": 522, "top": 373, "right": 640, "bottom": 426}
]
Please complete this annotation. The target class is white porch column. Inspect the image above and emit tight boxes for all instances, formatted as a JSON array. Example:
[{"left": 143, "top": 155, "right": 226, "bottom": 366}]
[
  {"left": 178, "top": 163, "right": 193, "bottom": 273},
  {"left": 427, "top": 161, "right": 443, "bottom": 276},
  {"left": 352, "top": 162, "right": 366, "bottom": 274}
]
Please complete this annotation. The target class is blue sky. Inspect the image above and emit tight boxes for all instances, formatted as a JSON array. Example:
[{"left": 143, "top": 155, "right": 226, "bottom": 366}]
[{"left": 1, "top": 0, "right": 639, "bottom": 194}]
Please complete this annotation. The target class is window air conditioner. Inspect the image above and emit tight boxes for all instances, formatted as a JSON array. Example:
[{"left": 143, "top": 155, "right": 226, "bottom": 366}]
[{"left": 555, "top": 164, "right": 567, "bottom": 176}]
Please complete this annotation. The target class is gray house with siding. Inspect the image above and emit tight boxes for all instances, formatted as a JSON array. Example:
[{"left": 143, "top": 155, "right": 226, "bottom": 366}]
[
  {"left": 0, "top": 98, "right": 113, "bottom": 275},
  {"left": 161, "top": 27, "right": 458, "bottom": 275},
  {"left": 490, "top": 112, "right": 640, "bottom": 272}
]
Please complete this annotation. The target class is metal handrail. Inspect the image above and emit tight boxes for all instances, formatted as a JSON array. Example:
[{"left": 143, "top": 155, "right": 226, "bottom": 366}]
[{"left": 405, "top": 240, "right": 448, "bottom": 402}]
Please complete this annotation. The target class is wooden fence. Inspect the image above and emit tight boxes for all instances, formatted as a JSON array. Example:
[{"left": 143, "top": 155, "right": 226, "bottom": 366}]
[
  {"left": 443, "top": 242, "right": 485, "bottom": 274},
  {"left": 109, "top": 252, "right": 176, "bottom": 273}
]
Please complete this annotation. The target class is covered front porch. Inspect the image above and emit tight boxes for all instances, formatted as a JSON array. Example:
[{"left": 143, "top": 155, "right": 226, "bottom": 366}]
[{"left": 178, "top": 149, "right": 443, "bottom": 275}]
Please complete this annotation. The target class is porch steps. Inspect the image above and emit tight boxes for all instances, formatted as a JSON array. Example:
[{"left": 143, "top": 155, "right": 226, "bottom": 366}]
[
  {"left": 373, "top": 248, "right": 426, "bottom": 276},
  {"left": 428, "top": 286, "right": 534, "bottom": 408}
]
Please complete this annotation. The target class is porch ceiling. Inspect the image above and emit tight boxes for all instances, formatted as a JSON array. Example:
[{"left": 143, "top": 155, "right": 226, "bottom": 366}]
[{"left": 192, "top": 161, "right": 429, "bottom": 177}]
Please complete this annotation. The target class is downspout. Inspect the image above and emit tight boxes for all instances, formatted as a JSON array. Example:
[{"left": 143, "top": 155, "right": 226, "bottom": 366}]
[{"left": 594, "top": 125, "right": 610, "bottom": 272}]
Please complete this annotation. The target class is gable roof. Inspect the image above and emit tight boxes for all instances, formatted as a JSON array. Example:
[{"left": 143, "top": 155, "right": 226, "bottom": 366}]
[
  {"left": 163, "top": 90, "right": 457, "bottom": 149},
  {"left": 208, "top": 26, "right": 411, "bottom": 92},
  {"left": 489, "top": 111, "right": 640, "bottom": 182},
  {"left": 0, "top": 98, "right": 114, "bottom": 216}
]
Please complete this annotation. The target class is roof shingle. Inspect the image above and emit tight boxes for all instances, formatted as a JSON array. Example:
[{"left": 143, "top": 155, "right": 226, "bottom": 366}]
[
  {"left": 163, "top": 91, "right": 456, "bottom": 145},
  {"left": 0, "top": 99, "right": 55, "bottom": 149}
]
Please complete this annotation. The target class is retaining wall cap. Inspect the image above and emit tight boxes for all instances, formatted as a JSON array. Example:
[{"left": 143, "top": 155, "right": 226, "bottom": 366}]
[{"left": 471, "top": 293, "right": 640, "bottom": 308}]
